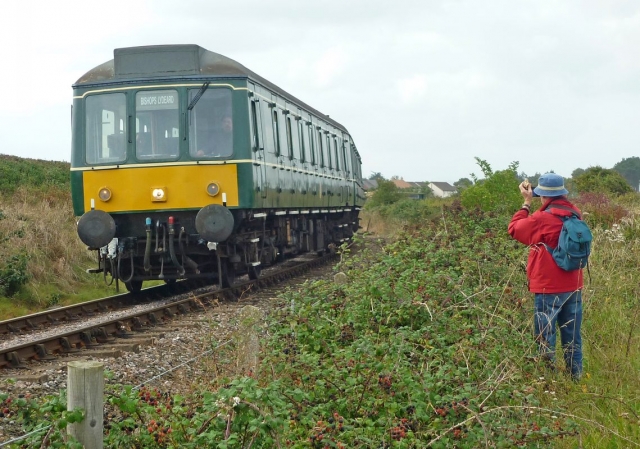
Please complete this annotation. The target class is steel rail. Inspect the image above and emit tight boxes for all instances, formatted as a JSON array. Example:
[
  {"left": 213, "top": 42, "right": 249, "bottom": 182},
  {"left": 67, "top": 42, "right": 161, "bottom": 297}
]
[
  {"left": 0, "top": 281, "right": 207, "bottom": 336},
  {"left": 0, "top": 253, "right": 335, "bottom": 369}
]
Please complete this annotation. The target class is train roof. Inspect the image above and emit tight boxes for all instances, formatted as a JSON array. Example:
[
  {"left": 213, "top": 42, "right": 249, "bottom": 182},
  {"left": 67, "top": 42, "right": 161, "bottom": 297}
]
[{"left": 74, "top": 44, "right": 349, "bottom": 132}]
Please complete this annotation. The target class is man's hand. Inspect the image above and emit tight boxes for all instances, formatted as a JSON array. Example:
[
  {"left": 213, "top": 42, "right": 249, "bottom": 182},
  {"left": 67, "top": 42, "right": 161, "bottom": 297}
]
[{"left": 519, "top": 180, "right": 533, "bottom": 204}]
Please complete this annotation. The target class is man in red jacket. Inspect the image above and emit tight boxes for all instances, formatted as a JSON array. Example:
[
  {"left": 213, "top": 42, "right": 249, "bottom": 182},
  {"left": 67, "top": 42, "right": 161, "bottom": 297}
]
[{"left": 508, "top": 173, "right": 583, "bottom": 380}]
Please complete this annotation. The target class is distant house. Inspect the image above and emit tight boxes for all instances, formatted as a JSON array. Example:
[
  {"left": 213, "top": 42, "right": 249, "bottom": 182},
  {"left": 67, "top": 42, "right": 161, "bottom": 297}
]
[
  {"left": 363, "top": 179, "right": 378, "bottom": 191},
  {"left": 390, "top": 179, "right": 412, "bottom": 189},
  {"left": 428, "top": 182, "right": 457, "bottom": 198}
]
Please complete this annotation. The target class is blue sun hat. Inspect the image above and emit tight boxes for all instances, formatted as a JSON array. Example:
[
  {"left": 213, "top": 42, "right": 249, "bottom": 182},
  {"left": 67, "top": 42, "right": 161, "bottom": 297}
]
[{"left": 533, "top": 173, "right": 569, "bottom": 197}]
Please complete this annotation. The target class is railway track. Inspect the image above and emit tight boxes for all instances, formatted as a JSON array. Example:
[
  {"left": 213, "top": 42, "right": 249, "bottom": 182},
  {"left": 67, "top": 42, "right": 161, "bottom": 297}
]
[{"left": 0, "top": 252, "right": 336, "bottom": 370}]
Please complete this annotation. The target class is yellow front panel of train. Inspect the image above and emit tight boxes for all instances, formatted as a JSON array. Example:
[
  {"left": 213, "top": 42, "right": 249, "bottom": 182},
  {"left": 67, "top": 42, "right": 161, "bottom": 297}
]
[{"left": 82, "top": 164, "right": 239, "bottom": 212}]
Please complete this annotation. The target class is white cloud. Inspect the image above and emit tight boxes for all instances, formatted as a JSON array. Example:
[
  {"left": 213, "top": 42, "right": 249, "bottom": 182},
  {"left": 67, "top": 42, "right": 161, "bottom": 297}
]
[
  {"left": 396, "top": 75, "right": 428, "bottom": 104},
  {"left": 312, "top": 47, "right": 348, "bottom": 87}
]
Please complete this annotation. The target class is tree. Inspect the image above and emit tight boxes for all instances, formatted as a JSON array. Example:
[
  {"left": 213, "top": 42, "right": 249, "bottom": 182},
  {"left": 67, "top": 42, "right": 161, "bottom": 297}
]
[
  {"left": 454, "top": 177, "right": 473, "bottom": 191},
  {"left": 574, "top": 166, "right": 633, "bottom": 196},
  {"left": 367, "top": 179, "right": 402, "bottom": 206},
  {"left": 613, "top": 157, "right": 640, "bottom": 191},
  {"left": 571, "top": 168, "right": 585, "bottom": 179},
  {"left": 518, "top": 172, "right": 541, "bottom": 188},
  {"left": 369, "top": 172, "right": 385, "bottom": 181}
]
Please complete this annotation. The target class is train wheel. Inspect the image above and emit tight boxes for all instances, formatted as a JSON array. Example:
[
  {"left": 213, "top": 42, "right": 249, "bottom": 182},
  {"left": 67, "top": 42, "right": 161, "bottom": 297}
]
[
  {"left": 124, "top": 279, "right": 143, "bottom": 293},
  {"left": 248, "top": 264, "right": 261, "bottom": 280},
  {"left": 220, "top": 260, "right": 236, "bottom": 288}
]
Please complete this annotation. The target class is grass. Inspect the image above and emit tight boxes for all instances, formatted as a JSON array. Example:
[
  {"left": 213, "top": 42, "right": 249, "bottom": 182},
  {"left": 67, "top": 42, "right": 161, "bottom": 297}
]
[{"left": 0, "top": 167, "right": 117, "bottom": 319}]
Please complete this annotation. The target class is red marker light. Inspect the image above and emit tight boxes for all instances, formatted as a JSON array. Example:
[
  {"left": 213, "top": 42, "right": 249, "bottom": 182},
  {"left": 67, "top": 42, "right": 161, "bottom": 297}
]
[{"left": 168, "top": 216, "right": 174, "bottom": 224}]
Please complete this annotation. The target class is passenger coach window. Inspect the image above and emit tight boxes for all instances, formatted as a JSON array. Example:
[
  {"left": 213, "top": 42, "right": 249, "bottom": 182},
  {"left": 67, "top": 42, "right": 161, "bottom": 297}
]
[
  {"left": 188, "top": 88, "right": 233, "bottom": 158},
  {"left": 308, "top": 124, "right": 316, "bottom": 165},
  {"left": 272, "top": 110, "right": 282, "bottom": 156},
  {"left": 286, "top": 116, "right": 294, "bottom": 159},
  {"left": 298, "top": 121, "right": 306, "bottom": 162},
  {"left": 135, "top": 90, "right": 179, "bottom": 160},
  {"left": 317, "top": 129, "right": 324, "bottom": 167},
  {"left": 85, "top": 93, "right": 127, "bottom": 165},
  {"left": 343, "top": 141, "right": 351, "bottom": 174}
]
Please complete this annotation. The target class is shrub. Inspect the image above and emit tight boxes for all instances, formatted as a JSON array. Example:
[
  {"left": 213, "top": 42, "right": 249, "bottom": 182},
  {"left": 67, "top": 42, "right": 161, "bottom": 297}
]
[
  {"left": 460, "top": 159, "right": 522, "bottom": 214},
  {"left": 573, "top": 192, "right": 629, "bottom": 229},
  {"left": 0, "top": 253, "right": 30, "bottom": 296},
  {"left": 573, "top": 166, "right": 633, "bottom": 197},
  {"left": 365, "top": 179, "right": 402, "bottom": 207},
  {"left": 614, "top": 191, "right": 640, "bottom": 209},
  {"left": 0, "top": 155, "right": 69, "bottom": 195}
]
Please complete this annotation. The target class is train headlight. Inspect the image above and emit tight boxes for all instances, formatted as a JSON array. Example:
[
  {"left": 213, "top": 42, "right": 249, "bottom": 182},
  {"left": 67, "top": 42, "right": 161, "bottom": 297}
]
[
  {"left": 98, "top": 187, "right": 112, "bottom": 202},
  {"left": 206, "top": 182, "right": 220, "bottom": 197},
  {"left": 151, "top": 187, "right": 167, "bottom": 202}
]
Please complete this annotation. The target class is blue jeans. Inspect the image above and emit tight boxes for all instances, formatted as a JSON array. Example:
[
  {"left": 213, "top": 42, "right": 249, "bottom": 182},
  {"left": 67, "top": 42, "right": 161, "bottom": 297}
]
[{"left": 534, "top": 291, "right": 583, "bottom": 379}]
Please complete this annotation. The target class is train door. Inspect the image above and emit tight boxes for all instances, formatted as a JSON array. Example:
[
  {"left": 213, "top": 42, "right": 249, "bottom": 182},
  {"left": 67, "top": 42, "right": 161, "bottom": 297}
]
[
  {"left": 342, "top": 133, "right": 352, "bottom": 207},
  {"left": 315, "top": 126, "right": 327, "bottom": 207},
  {"left": 307, "top": 119, "right": 320, "bottom": 208},
  {"left": 322, "top": 129, "right": 333, "bottom": 208},
  {"left": 249, "top": 85, "right": 267, "bottom": 203},
  {"left": 297, "top": 110, "right": 310, "bottom": 207},
  {"left": 271, "top": 100, "right": 289, "bottom": 207},
  {"left": 280, "top": 102, "right": 296, "bottom": 208},
  {"left": 260, "top": 93, "right": 279, "bottom": 207}
]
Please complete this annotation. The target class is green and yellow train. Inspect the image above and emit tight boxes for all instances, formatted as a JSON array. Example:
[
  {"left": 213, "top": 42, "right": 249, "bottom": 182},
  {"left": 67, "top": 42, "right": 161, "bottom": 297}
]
[{"left": 71, "top": 45, "right": 365, "bottom": 291}]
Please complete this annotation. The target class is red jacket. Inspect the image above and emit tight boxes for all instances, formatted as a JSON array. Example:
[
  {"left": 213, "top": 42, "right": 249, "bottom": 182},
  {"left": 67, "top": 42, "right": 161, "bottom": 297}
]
[{"left": 508, "top": 198, "right": 584, "bottom": 293}]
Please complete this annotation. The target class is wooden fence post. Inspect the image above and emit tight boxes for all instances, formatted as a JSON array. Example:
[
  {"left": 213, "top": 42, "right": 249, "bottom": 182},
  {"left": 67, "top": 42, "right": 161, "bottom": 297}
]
[
  {"left": 234, "top": 305, "right": 263, "bottom": 376},
  {"left": 67, "top": 361, "right": 104, "bottom": 449}
]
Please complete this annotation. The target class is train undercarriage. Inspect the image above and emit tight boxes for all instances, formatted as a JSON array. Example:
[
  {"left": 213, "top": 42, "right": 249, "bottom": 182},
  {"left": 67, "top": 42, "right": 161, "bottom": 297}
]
[{"left": 88, "top": 209, "right": 360, "bottom": 292}]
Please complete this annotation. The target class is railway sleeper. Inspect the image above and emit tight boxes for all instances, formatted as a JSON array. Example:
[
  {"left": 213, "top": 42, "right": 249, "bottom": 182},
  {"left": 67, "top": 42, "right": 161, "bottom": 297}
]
[
  {"left": 6, "top": 351, "right": 25, "bottom": 369},
  {"left": 34, "top": 344, "right": 56, "bottom": 361}
]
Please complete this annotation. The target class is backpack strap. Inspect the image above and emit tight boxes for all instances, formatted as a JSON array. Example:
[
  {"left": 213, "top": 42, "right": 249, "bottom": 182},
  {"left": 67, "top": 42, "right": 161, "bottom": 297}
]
[{"left": 544, "top": 203, "right": 581, "bottom": 219}]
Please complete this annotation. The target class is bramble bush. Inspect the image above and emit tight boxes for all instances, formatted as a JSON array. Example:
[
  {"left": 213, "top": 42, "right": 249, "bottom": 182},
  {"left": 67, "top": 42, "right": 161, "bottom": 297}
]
[
  {"left": 573, "top": 192, "right": 628, "bottom": 229},
  {"left": 0, "top": 253, "right": 30, "bottom": 297},
  {"left": 460, "top": 158, "right": 523, "bottom": 214}
]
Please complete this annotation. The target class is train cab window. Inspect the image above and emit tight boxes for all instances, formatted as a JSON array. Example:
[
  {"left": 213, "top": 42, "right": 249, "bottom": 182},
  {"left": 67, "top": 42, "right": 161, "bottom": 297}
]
[
  {"left": 135, "top": 90, "right": 179, "bottom": 160},
  {"left": 85, "top": 93, "right": 127, "bottom": 165},
  {"left": 188, "top": 88, "right": 233, "bottom": 158}
]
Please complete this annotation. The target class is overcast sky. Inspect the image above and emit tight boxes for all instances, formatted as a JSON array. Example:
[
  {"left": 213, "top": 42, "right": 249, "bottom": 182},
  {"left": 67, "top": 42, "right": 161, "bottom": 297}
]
[{"left": 1, "top": 0, "right": 638, "bottom": 183}]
